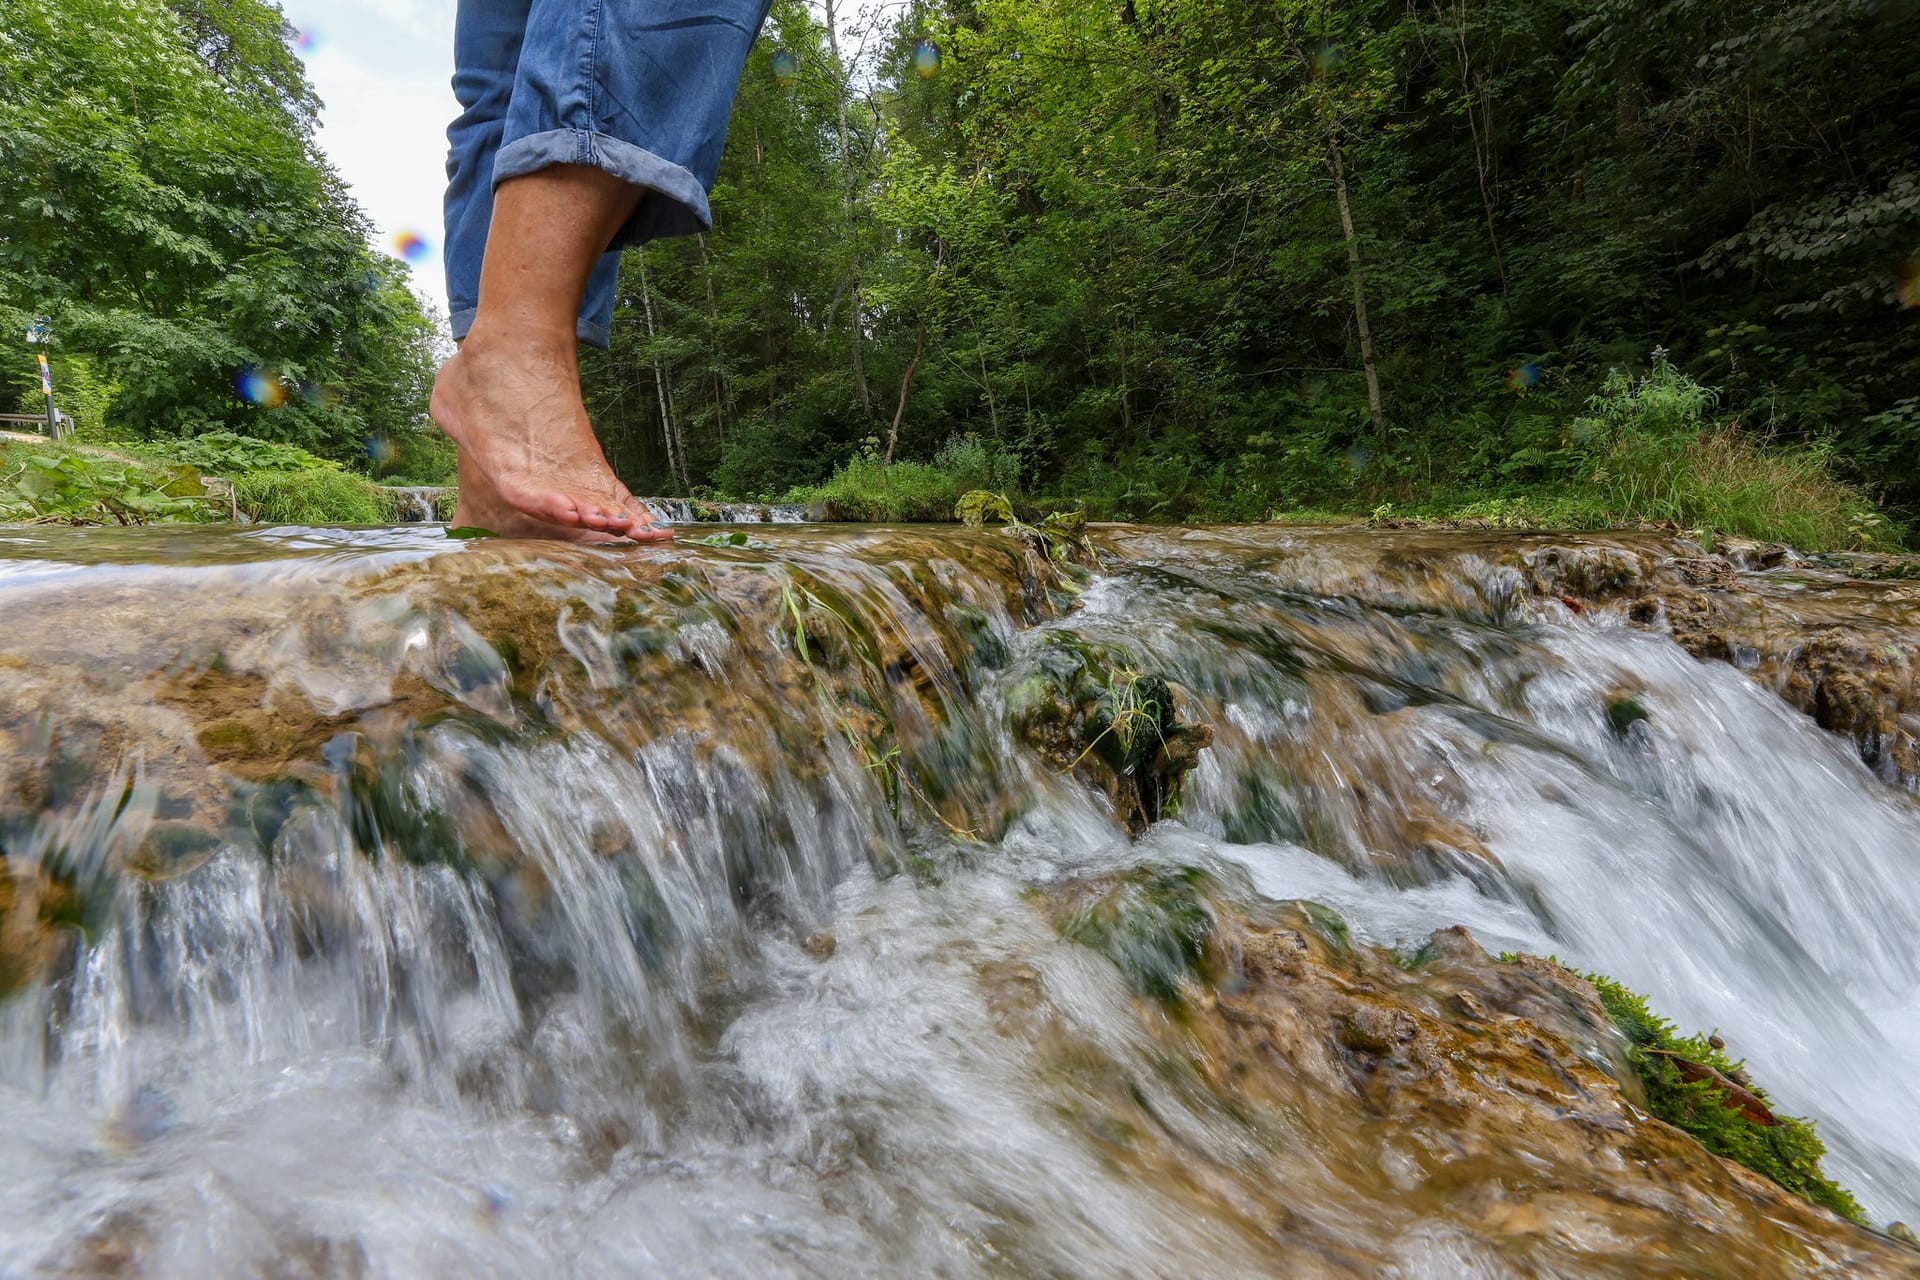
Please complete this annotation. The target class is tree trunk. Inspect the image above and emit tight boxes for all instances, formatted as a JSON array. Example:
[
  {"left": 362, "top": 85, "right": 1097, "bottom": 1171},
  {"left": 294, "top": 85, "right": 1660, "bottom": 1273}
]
[
  {"left": 698, "top": 233, "right": 731, "bottom": 441},
  {"left": 977, "top": 339, "right": 1000, "bottom": 439},
  {"left": 1328, "top": 128, "right": 1386, "bottom": 441},
  {"left": 1451, "top": 2, "right": 1510, "bottom": 304},
  {"left": 886, "top": 314, "right": 926, "bottom": 464},
  {"left": 823, "top": 0, "right": 873, "bottom": 420},
  {"left": 638, "top": 252, "right": 692, "bottom": 496}
]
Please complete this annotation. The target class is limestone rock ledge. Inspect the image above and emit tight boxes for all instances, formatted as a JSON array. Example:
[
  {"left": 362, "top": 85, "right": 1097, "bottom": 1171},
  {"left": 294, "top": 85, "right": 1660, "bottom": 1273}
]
[{"left": 1027, "top": 873, "right": 1920, "bottom": 1277}]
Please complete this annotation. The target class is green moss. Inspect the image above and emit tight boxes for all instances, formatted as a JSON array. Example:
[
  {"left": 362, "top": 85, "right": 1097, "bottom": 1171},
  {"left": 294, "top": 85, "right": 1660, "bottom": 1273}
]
[
  {"left": 957, "top": 489, "right": 1015, "bottom": 527},
  {"left": 1580, "top": 968, "right": 1865, "bottom": 1223},
  {"left": 1060, "top": 866, "right": 1215, "bottom": 1006},
  {"left": 1606, "top": 696, "right": 1651, "bottom": 738}
]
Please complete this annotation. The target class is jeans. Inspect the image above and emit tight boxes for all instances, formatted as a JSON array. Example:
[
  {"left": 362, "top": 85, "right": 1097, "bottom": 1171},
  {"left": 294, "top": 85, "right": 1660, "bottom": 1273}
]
[{"left": 444, "top": 0, "right": 772, "bottom": 349}]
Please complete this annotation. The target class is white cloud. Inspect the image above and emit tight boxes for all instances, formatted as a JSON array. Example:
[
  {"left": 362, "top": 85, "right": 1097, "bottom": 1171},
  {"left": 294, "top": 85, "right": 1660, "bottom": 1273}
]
[
  {"left": 287, "top": 1, "right": 900, "bottom": 326},
  {"left": 288, "top": 1, "right": 456, "bottom": 309}
]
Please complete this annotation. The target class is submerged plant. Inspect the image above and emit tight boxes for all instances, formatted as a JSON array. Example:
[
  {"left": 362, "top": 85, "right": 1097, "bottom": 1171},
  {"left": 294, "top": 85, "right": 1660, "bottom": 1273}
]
[{"left": 780, "top": 575, "right": 974, "bottom": 839}]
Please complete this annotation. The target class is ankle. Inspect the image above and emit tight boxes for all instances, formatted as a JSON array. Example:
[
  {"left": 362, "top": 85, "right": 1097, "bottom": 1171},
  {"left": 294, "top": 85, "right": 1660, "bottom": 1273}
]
[{"left": 460, "top": 317, "right": 577, "bottom": 365}]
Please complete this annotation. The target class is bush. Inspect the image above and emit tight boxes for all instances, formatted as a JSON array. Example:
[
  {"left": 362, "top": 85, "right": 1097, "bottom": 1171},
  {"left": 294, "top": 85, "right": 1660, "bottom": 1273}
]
[
  {"left": 1567, "top": 355, "right": 1890, "bottom": 550},
  {"left": 787, "top": 435, "right": 1024, "bottom": 522},
  {"left": 144, "top": 431, "right": 341, "bottom": 475},
  {"left": 370, "top": 428, "right": 457, "bottom": 485},
  {"left": 232, "top": 469, "right": 390, "bottom": 525}
]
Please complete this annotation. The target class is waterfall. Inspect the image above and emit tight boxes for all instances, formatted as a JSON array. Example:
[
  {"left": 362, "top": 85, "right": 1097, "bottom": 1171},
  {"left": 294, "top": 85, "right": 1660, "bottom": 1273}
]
[{"left": 0, "top": 522, "right": 1914, "bottom": 1276}]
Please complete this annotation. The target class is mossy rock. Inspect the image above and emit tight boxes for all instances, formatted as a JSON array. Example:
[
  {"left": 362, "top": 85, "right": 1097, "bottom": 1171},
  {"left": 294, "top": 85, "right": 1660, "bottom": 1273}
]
[
  {"left": 1010, "top": 635, "right": 1215, "bottom": 835},
  {"left": 1053, "top": 865, "right": 1217, "bottom": 1006},
  {"left": 1513, "top": 959, "right": 1866, "bottom": 1224}
]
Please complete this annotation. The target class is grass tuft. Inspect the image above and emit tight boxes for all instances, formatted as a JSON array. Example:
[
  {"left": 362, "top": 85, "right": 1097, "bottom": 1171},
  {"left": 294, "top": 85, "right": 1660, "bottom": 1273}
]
[{"left": 232, "top": 469, "right": 391, "bottom": 526}]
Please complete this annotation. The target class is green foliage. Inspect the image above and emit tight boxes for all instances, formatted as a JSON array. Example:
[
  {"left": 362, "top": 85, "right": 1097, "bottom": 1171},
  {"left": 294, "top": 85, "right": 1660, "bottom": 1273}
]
[
  {"left": 0, "top": 0, "right": 438, "bottom": 460},
  {"left": 143, "top": 430, "right": 339, "bottom": 475},
  {"left": 231, "top": 469, "right": 389, "bottom": 526},
  {"left": 1581, "top": 969, "right": 1865, "bottom": 1223},
  {"left": 369, "top": 430, "right": 458, "bottom": 485},
  {"left": 956, "top": 490, "right": 1015, "bottom": 527},
  {"left": 0, "top": 445, "right": 208, "bottom": 524},
  {"left": 570, "top": 0, "right": 1916, "bottom": 536},
  {"left": 1058, "top": 866, "right": 1216, "bottom": 1006}
]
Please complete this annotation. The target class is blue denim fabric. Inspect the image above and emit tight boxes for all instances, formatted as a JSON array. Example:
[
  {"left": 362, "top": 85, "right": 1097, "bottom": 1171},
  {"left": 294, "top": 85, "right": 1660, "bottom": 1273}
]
[{"left": 445, "top": 0, "right": 771, "bottom": 349}]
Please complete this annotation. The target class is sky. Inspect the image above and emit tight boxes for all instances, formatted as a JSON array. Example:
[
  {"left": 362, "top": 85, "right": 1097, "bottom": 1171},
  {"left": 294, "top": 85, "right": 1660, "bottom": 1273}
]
[
  {"left": 284, "top": 1, "right": 900, "bottom": 323},
  {"left": 283, "top": 0, "right": 460, "bottom": 312}
]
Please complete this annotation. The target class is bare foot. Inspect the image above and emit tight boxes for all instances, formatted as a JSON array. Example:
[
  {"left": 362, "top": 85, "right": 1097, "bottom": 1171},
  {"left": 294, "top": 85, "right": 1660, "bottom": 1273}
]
[
  {"left": 432, "top": 337, "right": 640, "bottom": 534},
  {"left": 449, "top": 449, "right": 673, "bottom": 545}
]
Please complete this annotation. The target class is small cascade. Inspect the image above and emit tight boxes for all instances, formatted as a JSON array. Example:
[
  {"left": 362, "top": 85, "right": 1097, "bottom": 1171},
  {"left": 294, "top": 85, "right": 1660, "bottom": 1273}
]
[
  {"left": 0, "top": 523, "right": 1916, "bottom": 1276},
  {"left": 636, "top": 499, "right": 814, "bottom": 524},
  {"left": 641, "top": 497, "right": 695, "bottom": 524},
  {"left": 381, "top": 485, "right": 454, "bottom": 523}
]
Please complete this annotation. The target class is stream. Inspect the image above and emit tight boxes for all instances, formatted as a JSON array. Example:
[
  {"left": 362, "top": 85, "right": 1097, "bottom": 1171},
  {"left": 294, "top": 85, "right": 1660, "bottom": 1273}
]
[{"left": 0, "top": 522, "right": 1914, "bottom": 1277}]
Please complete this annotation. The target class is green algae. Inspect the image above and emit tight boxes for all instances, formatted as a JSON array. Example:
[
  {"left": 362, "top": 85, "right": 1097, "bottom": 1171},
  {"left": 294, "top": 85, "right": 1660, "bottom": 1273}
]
[{"left": 1059, "top": 866, "right": 1216, "bottom": 1006}]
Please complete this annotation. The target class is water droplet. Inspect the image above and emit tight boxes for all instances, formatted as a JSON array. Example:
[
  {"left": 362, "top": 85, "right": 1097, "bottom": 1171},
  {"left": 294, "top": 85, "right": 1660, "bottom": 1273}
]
[
  {"left": 1345, "top": 443, "right": 1372, "bottom": 473},
  {"left": 771, "top": 49, "right": 798, "bottom": 86},
  {"left": 390, "top": 230, "right": 432, "bottom": 265},
  {"left": 913, "top": 39, "right": 941, "bottom": 80}
]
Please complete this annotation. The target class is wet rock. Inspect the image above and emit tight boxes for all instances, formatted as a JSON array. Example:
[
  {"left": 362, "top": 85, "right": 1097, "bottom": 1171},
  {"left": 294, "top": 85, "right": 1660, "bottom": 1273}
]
[
  {"left": 1035, "top": 880, "right": 1915, "bottom": 1276},
  {"left": 1584, "top": 551, "right": 1920, "bottom": 785},
  {"left": 1009, "top": 635, "right": 1215, "bottom": 835}
]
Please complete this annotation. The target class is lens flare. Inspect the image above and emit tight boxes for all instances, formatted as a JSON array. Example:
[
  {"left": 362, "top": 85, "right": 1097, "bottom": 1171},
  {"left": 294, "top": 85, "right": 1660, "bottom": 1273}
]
[
  {"left": 292, "top": 26, "right": 318, "bottom": 55},
  {"left": 1345, "top": 443, "right": 1372, "bottom": 473},
  {"left": 1507, "top": 363, "right": 1542, "bottom": 391},
  {"left": 1898, "top": 259, "right": 1920, "bottom": 310},
  {"left": 391, "top": 230, "right": 432, "bottom": 265},
  {"left": 913, "top": 39, "right": 941, "bottom": 80},
  {"left": 771, "top": 48, "right": 798, "bottom": 86},
  {"left": 366, "top": 434, "right": 398, "bottom": 468},
  {"left": 236, "top": 366, "right": 288, "bottom": 409},
  {"left": 1312, "top": 41, "right": 1344, "bottom": 77},
  {"left": 299, "top": 381, "right": 341, "bottom": 409}
]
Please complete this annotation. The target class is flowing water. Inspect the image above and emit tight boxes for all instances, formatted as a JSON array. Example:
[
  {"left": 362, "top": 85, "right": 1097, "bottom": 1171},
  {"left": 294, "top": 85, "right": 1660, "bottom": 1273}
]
[{"left": 0, "top": 522, "right": 1915, "bottom": 1277}]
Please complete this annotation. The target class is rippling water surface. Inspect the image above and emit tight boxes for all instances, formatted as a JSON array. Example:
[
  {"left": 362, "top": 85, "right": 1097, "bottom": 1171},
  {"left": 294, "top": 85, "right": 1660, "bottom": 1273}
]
[{"left": 0, "top": 523, "right": 1914, "bottom": 1277}]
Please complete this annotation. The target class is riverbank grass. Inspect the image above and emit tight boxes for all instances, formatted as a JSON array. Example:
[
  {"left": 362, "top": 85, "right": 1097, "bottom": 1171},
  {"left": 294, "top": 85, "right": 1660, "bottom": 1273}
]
[{"left": 231, "top": 470, "right": 394, "bottom": 525}]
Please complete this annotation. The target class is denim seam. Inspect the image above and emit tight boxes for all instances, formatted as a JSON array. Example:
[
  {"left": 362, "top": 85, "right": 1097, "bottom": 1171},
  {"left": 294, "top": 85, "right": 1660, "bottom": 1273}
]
[{"left": 584, "top": 0, "right": 602, "bottom": 145}]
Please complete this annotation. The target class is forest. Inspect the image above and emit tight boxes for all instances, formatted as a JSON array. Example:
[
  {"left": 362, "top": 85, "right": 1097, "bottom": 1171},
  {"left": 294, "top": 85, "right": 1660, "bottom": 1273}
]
[
  {"left": 3, "top": 0, "right": 1918, "bottom": 541},
  {"left": 595, "top": 0, "right": 1919, "bottom": 535},
  {"left": 0, "top": 0, "right": 441, "bottom": 467}
]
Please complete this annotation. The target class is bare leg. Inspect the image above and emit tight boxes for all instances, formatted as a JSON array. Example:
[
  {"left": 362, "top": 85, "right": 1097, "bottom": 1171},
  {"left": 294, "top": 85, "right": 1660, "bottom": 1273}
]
[{"left": 432, "top": 164, "right": 669, "bottom": 540}]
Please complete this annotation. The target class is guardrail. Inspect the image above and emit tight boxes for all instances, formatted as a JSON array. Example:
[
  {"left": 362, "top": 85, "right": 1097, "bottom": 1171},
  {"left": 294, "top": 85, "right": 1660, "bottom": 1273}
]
[{"left": 0, "top": 412, "right": 72, "bottom": 437}]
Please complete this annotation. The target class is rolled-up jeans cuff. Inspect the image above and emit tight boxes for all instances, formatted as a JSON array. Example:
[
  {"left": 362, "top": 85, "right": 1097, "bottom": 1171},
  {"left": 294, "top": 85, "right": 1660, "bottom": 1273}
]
[
  {"left": 449, "top": 305, "right": 613, "bottom": 351},
  {"left": 493, "top": 128, "right": 711, "bottom": 251}
]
